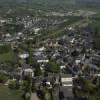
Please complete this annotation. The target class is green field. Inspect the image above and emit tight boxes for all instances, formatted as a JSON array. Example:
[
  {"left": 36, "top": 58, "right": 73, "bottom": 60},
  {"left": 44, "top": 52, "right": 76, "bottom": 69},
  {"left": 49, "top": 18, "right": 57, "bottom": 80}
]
[
  {"left": 0, "top": 45, "right": 16, "bottom": 63},
  {"left": 0, "top": 51, "right": 16, "bottom": 63},
  {"left": 92, "top": 20, "right": 100, "bottom": 31},
  {"left": 0, "top": 85, "right": 23, "bottom": 100}
]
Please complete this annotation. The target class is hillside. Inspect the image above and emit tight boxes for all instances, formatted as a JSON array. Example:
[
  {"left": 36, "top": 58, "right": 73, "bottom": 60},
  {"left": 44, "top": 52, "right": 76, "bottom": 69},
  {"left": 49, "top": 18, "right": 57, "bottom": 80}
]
[{"left": 0, "top": 0, "right": 100, "bottom": 10}]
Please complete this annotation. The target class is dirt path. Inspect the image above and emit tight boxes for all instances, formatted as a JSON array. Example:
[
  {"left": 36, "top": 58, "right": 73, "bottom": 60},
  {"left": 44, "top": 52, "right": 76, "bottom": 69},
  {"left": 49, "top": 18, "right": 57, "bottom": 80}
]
[{"left": 30, "top": 93, "right": 39, "bottom": 100}]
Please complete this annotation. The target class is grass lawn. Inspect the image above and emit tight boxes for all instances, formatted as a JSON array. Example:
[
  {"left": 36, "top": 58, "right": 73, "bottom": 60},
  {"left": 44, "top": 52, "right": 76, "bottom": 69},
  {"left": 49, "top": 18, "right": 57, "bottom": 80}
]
[
  {"left": 0, "top": 85, "right": 23, "bottom": 100},
  {"left": 92, "top": 20, "right": 100, "bottom": 31},
  {"left": 0, "top": 45, "right": 16, "bottom": 63},
  {"left": 0, "top": 51, "right": 16, "bottom": 63}
]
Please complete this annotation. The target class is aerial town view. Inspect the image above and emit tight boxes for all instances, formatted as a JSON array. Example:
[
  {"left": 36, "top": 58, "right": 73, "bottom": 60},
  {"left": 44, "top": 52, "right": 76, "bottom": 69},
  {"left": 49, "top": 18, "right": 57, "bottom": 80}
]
[{"left": 0, "top": 0, "right": 100, "bottom": 100}]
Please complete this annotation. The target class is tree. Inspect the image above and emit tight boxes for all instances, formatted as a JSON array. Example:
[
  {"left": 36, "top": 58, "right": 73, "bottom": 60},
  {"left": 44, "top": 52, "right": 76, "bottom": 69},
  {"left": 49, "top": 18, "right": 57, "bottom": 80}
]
[
  {"left": 71, "top": 50, "right": 79, "bottom": 57},
  {"left": 22, "top": 76, "right": 32, "bottom": 93},
  {"left": 34, "top": 66, "right": 42, "bottom": 76},
  {"left": 48, "top": 88, "right": 53, "bottom": 100},
  {"left": 46, "top": 61, "right": 60, "bottom": 73},
  {"left": 8, "top": 80, "right": 20, "bottom": 90},
  {"left": 59, "top": 91, "right": 64, "bottom": 100},
  {"left": 0, "top": 73, "right": 8, "bottom": 83}
]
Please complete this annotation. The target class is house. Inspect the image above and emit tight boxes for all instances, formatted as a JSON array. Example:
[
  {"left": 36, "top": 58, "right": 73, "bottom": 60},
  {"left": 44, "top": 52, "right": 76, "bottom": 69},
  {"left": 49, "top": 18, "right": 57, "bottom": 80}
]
[
  {"left": 23, "top": 68, "right": 34, "bottom": 77},
  {"left": 60, "top": 74, "right": 73, "bottom": 99},
  {"left": 60, "top": 65, "right": 66, "bottom": 70},
  {"left": 19, "top": 53, "right": 29, "bottom": 59},
  {"left": 17, "top": 32, "right": 23, "bottom": 36},
  {"left": 37, "top": 60, "right": 49, "bottom": 63},
  {"left": 61, "top": 74, "right": 73, "bottom": 87},
  {"left": 34, "top": 28, "right": 40, "bottom": 35}
]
